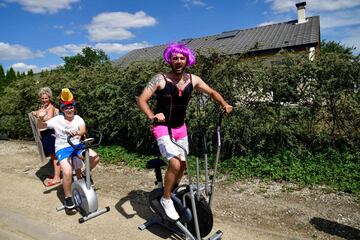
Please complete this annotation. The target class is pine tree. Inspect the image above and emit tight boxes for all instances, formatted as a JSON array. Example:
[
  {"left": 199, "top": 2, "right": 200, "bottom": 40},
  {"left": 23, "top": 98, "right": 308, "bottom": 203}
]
[
  {"left": 0, "top": 65, "right": 8, "bottom": 92},
  {"left": 0, "top": 65, "right": 5, "bottom": 90},
  {"left": 16, "top": 71, "right": 22, "bottom": 79},
  {"left": 27, "top": 69, "right": 34, "bottom": 76},
  {"left": 5, "top": 67, "right": 17, "bottom": 85}
]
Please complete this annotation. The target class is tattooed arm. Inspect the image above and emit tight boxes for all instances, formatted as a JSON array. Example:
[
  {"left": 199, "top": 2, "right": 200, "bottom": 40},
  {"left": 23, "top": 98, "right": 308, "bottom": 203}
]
[{"left": 137, "top": 74, "right": 165, "bottom": 121}]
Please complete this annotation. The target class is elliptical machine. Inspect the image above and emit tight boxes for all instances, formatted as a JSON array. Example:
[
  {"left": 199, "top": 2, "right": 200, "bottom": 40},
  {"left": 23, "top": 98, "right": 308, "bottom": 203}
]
[
  {"left": 139, "top": 110, "right": 225, "bottom": 240},
  {"left": 56, "top": 132, "right": 110, "bottom": 223}
]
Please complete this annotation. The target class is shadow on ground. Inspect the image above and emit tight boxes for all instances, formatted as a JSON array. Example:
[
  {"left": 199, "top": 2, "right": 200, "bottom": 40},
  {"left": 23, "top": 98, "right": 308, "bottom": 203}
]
[
  {"left": 35, "top": 158, "right": 54, "bottom": 181},
  {"left": 310, "top": 217, "right": 360, "bottom": 240},
  {"left": 35, "top": 159, "right": 62, "bottom": 195},
  {"left": 115, "top": 189, "right": 182, "bottom": 240}
]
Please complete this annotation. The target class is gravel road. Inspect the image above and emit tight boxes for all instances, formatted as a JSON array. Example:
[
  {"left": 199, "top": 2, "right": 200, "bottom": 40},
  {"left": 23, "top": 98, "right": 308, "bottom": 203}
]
[{"left": 0, "top": 140, "right": 359, "bottom": 240}]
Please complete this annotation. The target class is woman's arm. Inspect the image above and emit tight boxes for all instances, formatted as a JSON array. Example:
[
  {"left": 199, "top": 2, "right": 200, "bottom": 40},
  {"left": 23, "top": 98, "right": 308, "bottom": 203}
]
[
  {"left": 45, "top": 105, "right": 55, "bottom": 120},
  {"left": 36, "top": 109, "right": 48, "bottom": 129}
]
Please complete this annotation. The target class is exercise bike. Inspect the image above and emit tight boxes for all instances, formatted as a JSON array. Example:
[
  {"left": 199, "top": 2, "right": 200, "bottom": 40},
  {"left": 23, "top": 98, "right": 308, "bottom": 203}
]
[
  {"left": 56, "top": 132, "right": 110, "bottom": 223},
  {"left": 139, "top": 110, "right": 225, "bottom": 240}
]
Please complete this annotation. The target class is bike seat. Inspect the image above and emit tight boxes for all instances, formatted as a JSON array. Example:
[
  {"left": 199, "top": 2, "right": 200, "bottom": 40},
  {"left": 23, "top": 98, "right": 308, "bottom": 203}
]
[{"left": 146, "top": 158, "right": 167, "bottom": 169}]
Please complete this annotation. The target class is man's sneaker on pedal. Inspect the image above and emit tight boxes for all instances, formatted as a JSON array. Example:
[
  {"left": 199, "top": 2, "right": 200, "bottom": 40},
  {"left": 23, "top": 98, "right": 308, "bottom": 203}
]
[
  {"left": 65, "top": 197, "right": 75, "bottom": 209},
  {"left": 160, "top": 197, "right": 179, "bottom": 221}
]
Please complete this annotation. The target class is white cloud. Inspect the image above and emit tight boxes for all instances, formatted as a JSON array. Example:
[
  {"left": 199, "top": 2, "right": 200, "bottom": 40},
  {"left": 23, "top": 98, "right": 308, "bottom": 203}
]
[
  {"left": 307, "top": 0, "right": 360, "bottom": 12},
  {"left": 64, "top": 30, "right": 75, "bottom": 35},
  {"left": 266, "top": 0, "right": 360, "bottom": 13},
  {"left": 257, "top": 20, "right": 280, "bottom": 27},
  {"left": 95, "top": 42, "right": 152, "bottom": 54},
  {"left": 48, "top": 42, "right": 152, "bottom": 57},
  {"left": 183, "top": 0, "right": 206, "bottom": 7},
  {"left": 190, "top": 0, "right": 206, "bottom": 7},
  {"left": 5, "top": 0, "right": 80, "bottom": 14},
  {"left": 183, "top": 0, "right": 214, "bottom": 9},
  {"left": 87, "top": 11, "right": 157, "bottom": 42},
  {"left": 265, "top": 0, "right": 294, "bottom": 13},
  {"left": 53, "top": 25, "right": 64, "bottom": 29},
  {"left": 320, "top": 9, "right": 360, "bottom": 29},
  {"left": 336, "top": 26, "right": 360, "bottom": 54},
  {"left": 11, "top": 62, "right": 37, "bottom": 73},
  {"left": 265, "top": 0, "right": 360, "bottom": 34},
  {"left": 53, "top": 25, "right": 76, "bottom": 36},
  {"left": 10, "top": 62, "right": 63, "bottom": 73},
  {"left": 40, "top": 64, "right": 63, "bottom": 72},
  {"left": 48, "top": 44, "right": 89, "bottom": 56},
  {"left": 0, "top": 42, "right": 44, "bottom": 60}
]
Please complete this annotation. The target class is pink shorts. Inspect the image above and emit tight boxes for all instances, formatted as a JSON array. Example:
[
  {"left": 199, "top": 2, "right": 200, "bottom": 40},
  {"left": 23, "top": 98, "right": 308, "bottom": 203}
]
[
  {"left": 152, "top": 124, "right": 188, "bottom": 161},
  {"left": 152, "top": 123, "right": 188, "bottom": 140}
]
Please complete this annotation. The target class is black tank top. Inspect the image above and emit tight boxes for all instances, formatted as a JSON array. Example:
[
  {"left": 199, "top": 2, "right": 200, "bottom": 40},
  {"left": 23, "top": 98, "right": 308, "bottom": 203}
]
[{"left": 154, "top": 73, "right": 193, "bottom": 128}]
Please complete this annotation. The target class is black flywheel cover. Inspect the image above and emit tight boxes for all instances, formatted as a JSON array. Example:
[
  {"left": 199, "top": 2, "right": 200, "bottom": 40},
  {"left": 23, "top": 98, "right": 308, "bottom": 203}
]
[{"left": 176, "top": 189, "right": 213, "bottom": 237}]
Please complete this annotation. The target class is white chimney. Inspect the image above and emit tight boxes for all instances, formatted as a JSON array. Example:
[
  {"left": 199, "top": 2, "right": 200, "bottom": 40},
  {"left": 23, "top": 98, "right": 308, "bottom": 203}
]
[{"left": 296, "top": 2, "right": 307, "bottom": 24}]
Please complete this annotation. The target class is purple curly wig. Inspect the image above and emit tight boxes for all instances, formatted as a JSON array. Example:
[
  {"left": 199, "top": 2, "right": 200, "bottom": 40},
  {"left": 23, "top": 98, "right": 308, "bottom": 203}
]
[{"left": 163, "top": 43, "right": 196, "bottom": 67}]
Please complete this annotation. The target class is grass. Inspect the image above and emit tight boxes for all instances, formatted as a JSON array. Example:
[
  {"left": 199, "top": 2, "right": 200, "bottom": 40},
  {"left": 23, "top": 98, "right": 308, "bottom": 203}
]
[
  {"left": 97, "top": 145, "right": 360, "bottom": 196},
  {"left": 220, "top": 149, "right": 360, "bottom": 195}
]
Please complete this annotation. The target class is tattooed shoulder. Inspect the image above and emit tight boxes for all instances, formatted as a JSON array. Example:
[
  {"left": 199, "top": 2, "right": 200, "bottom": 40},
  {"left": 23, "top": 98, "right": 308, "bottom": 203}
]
[{"left": 146, "top": 74, "right": 163, "bottom": 91}]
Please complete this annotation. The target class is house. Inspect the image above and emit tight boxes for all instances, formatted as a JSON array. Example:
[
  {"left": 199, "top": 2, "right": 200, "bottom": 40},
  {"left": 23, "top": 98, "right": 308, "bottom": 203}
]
[{"left": 114, "top": 2, "right": 320, "bottom": 67}]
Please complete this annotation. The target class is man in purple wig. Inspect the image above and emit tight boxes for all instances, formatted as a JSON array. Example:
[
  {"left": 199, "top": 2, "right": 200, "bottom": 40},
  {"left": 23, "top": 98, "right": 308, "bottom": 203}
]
[{"left": 137, "top": 43, "right": 233, "bottom": 220}]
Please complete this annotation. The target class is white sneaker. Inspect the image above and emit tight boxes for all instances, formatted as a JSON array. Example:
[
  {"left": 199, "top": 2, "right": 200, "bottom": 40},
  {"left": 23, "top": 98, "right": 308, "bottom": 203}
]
[{"left": 160, "top": 197, "right": 180, "bottom": 221}]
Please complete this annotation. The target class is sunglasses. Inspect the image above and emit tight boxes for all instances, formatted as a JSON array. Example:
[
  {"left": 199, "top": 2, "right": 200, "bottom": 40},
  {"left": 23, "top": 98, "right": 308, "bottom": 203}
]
[{"left": 64, "top": 106, "right": 75, "bottom": 110}]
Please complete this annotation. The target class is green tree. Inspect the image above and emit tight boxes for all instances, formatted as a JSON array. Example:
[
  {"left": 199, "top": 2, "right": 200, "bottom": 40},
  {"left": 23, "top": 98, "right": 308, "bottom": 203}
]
[
  {"left": 62, "top": 47, "right": 110, "bottom": 72},
  {"left": 0, "top": 65, "right": 5, "bottom": 92},
  {"left": 0, "top": 65, "right": 4, "bottom": 81},
  {"left": 6, "top": 67, "right": 17, "bottom": 82},
  {"left": 321, "top": 40, "right": 355, "bottom": 56},
  {"left": 16, "top": 71, "right": 22, "bottom": 79},
  {"left": 1, "top": 67, "right": 16, "bottom": 92},
  {"left": 27, "top": 69, "right": 34, "bottom": 76}
]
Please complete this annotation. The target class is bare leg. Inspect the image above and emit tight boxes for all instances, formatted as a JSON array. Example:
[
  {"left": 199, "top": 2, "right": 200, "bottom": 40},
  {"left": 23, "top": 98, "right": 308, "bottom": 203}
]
[
  {"left": 176, "top": 162, "right": 186, "bottom": 185},
  {"left": 89, "top": 149, "right": 99, "bottom": 171},
  {"left": 77, "top": 149, "right": 99, "bottom": 171},
  {"left": 60, "top": 158, "right": 73, "bottom": 197},
  {"left": 51, "top": 154, "right": 61, "bottom": 182},
  {"left": 163, "top": 156, "right": 183, "bottom": 199}
]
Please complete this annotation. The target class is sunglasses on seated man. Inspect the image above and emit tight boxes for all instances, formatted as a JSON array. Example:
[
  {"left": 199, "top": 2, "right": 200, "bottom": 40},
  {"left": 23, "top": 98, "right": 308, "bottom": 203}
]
[{"left": 64, "top": 105, "right": 75, "bottom": 110}]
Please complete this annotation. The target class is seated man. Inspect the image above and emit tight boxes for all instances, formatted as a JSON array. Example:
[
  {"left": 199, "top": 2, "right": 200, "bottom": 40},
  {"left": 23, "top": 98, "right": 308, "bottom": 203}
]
[{"left": 37, "top": 88, "right": 100, "bottom": 208}]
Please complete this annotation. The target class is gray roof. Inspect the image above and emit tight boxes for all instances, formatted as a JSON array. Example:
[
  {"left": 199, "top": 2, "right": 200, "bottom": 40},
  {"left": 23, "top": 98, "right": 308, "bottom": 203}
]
[{"left": 114, "top": 16, "right": 320, "bottom": 67}]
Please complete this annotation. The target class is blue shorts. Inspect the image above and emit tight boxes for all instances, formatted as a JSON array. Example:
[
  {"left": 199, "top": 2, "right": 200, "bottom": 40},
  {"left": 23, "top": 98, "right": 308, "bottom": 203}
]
[{"left": 55, "top": 144, "right": 84, "bottom": 162}]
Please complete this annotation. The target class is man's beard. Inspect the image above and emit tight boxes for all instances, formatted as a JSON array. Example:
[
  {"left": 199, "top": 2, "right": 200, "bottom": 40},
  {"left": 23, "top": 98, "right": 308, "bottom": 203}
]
[{"left": 171, "top": 65, "right": 185, "bottom": 75}]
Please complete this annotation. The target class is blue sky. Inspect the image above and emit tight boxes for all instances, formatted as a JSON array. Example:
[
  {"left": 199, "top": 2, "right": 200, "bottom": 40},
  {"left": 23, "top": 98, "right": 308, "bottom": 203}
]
[{"left": 1, "top": 0, "right": 360, "bottom": 73}]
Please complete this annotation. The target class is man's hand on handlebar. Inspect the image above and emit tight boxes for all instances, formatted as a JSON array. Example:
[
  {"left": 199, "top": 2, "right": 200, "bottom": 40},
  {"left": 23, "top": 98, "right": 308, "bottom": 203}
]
[
  {"left": 223, "top": 105, "right": 233, "bottom": 114},
  {"left": 66, "top": 130, "right": 80, "bottom": 137},
  {"left": 151, "top": 113, "right": 165, "bottom": 123},
  {"left": 71, "top": 130, "right": 79, "bottom": 136}
]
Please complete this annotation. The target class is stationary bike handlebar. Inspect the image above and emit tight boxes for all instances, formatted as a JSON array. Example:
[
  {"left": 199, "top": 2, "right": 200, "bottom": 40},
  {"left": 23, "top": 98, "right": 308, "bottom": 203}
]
[
  {"left": 67, "top": 131, "right": 103, "bottom": 150},
  {"left": 217, "top": 108, "right": 225, "bottom": 128},
  {"left": 190, "top": 108, "right": 225, "bottom": 151}
]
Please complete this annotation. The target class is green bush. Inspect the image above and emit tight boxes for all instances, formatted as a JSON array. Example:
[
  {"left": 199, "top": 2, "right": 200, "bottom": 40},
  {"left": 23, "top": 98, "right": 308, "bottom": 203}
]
[
  {"left": 1, "top": 51, "right": 359, "bottom": 153},
  {"left": 0, "top": 51, "right": 359, "bottom": 193}
]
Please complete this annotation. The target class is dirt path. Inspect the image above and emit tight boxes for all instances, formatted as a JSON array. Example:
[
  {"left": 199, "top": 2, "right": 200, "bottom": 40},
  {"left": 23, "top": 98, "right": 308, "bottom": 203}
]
[{"left": 0, "top": 140, "right": 359, "bottom": 240}]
